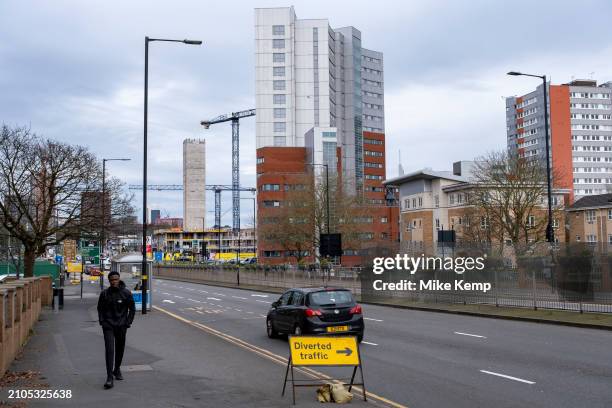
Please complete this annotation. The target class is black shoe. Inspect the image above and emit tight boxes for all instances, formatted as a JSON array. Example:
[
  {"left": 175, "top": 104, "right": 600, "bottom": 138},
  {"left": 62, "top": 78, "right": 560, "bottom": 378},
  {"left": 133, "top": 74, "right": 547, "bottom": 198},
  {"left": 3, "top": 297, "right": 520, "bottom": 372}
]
[
  {"left": 104, "top": 376, "right": 114, "bottom": 389},
  {"left": 113, "top": 369, "right": 123, "bottom": 380}
]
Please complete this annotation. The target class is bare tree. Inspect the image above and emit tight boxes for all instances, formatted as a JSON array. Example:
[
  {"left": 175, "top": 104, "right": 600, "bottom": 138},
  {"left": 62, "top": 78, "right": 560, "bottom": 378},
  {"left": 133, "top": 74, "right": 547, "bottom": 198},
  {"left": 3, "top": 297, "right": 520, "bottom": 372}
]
[
  {"left": 467, "top": 151, "right": 564, "bottom": 250},
  {"left": 0, "top": 125, "right": 135, "bottom": 277}
]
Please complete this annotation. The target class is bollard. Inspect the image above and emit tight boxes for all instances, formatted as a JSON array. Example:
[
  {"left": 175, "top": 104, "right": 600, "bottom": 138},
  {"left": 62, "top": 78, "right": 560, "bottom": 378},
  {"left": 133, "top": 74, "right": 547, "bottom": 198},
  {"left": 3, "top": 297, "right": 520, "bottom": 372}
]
[
  {"left": 58, "top": 287, "right": 64, "bottom": 310},
  {"left": 52, "top": 287, "right": 57, "bottom": 309}
]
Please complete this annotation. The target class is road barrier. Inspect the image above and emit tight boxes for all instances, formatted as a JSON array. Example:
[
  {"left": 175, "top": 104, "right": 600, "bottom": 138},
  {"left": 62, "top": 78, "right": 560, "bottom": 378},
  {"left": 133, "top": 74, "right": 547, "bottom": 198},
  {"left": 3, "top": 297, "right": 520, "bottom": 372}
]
[
  {"left": 153, "top": 264, "right": 361, "bottom": 294},
  {"left": 0, "top": 276, "right": 52, "bottom": 376}
]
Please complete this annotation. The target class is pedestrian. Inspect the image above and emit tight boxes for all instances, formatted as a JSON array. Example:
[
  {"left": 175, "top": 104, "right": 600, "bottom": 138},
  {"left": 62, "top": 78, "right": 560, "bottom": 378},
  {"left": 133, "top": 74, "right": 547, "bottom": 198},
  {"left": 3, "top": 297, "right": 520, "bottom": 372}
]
[{"left": 97, "top": 271, "right": 135, "bottom": 389}]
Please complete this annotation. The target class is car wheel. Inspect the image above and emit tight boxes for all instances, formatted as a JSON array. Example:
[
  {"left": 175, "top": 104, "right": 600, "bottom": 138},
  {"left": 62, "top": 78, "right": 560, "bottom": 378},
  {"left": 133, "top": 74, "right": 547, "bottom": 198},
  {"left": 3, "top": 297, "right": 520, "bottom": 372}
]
[
  {"left": 266, "top": 318, "right": 279, "bottom": 339},
  {"left": 293, "top": 324, "right": 303, "bottom": 336}
]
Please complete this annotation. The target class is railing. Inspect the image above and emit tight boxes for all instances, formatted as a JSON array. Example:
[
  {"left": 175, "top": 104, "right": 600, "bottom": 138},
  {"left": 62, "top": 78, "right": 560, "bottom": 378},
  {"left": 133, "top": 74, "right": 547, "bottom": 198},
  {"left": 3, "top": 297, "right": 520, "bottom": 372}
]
[{"left": 1, "top": 276, "right": 53, "bottom": 376}]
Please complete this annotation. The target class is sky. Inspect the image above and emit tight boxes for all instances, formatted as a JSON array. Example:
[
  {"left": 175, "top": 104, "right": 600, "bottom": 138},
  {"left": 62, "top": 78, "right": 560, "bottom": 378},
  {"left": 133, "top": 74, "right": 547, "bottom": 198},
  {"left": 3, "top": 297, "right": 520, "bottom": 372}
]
[{"left": 2, "top": 0, "right": 612, "bottom": 226}]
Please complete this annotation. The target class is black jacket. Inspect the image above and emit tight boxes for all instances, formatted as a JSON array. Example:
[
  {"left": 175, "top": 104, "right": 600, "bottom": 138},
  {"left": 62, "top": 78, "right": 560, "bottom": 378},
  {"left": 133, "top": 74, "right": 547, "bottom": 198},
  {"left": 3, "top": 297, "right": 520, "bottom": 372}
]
[{"left": 97, "top": 281, "right": 136, "bottom": 329}]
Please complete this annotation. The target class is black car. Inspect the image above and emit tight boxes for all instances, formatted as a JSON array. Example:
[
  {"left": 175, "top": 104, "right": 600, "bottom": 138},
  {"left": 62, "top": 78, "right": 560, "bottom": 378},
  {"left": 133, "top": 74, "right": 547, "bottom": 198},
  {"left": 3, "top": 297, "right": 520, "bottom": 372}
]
[{"left": 266, "top": 287, "right": 364, "bottom": 342}]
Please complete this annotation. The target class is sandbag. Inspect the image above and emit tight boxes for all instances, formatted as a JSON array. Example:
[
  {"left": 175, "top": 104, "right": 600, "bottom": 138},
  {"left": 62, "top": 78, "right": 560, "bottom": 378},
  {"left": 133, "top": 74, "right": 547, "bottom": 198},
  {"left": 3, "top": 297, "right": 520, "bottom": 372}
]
[
  {"left": 331, "top": 384, "right": 353, "bottom": 404},
  {"left": 317, "top": 384, "right": 333, "bottom": 402}
]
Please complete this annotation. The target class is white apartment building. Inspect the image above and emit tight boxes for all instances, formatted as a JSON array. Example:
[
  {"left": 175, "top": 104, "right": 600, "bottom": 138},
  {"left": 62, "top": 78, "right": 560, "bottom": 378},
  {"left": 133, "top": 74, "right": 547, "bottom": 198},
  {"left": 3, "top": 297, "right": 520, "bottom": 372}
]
[{"left": 254, "top": 6, "right": 384, "bottom": 194}]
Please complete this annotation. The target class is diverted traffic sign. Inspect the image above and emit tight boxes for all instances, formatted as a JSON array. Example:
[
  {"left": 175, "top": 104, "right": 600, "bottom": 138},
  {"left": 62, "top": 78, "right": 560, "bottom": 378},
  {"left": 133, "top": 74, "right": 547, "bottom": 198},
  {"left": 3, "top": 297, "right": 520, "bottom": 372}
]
[
  {"left": 283, "top": 335, "right": 366, "bottom": 405},
  {"left": 289, "top": 336, "right": 359, "bottom": 366}
]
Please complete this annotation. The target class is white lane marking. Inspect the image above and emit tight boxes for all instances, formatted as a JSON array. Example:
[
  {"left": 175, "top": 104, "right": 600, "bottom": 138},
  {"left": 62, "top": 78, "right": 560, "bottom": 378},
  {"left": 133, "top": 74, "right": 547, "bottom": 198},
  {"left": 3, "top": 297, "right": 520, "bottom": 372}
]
[
  {"left": 174, "top": 296, "right": 184, "bottom": 299},
  {"left": 207, "top": 297, "right": 221, "bottom": 301},
  {"left": 259, "top": 314, "right": 267, "bottom": 318},
  {"left": 213, "top": 293, "right": 227, "bottom": 297},
  {"left": 362, "top": 341, "right": 378, "bottom": 346},
  {"left": 480, "top": 370, "right": 535, "bottom": 385},
  {"left": 162, "top": 300, "right": 175, "bottom": 304},
  {"left": 455, "top": 332, "right": 487, "bottom": 339},
  {"left": 199, "top": 290, "right": 208, "bottom": 294},
  {"left": 188, "top": 299, "right": 201, "bottom": 303},
  {"left": 232, "top": 296, "right": 248, "bottom": 300},
  {"left": 162, "top": 292, "right": 170, "bottom": 295},
  {"left": 196, "top": 310, "right": 204, "bottom": 314},
  {"left": 251, "top": 294, "right": 269, "bottom": 298},
  {"left": 255, "top": 300, "right": 270, "bottom": 304},
  {"left": 364, "top": 317, "right": 384, "bottom": 322},
  {"left": 247, "top": 311, "right": 254, "bottom": 314}
]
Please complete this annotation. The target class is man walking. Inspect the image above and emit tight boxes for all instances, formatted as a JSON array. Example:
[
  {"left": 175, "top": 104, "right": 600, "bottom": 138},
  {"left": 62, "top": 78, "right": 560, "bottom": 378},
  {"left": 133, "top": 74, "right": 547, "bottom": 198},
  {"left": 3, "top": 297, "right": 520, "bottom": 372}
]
[{"left": 97, "top": 271, "right": 135, "bottom": 389}]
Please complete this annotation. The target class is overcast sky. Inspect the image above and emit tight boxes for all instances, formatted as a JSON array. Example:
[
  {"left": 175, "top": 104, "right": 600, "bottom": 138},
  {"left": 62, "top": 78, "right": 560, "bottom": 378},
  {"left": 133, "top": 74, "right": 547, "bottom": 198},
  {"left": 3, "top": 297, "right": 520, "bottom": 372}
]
[{"left": 2, "top": 0, "right": 611, "bottom": 226}]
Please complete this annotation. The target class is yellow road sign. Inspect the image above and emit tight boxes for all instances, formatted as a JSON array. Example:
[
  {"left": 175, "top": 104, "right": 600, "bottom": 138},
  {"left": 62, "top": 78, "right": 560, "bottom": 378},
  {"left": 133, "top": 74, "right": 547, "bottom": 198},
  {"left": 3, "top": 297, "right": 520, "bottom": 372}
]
[{"left": 289, "top": 336, "right": 359, "bottom": 366}]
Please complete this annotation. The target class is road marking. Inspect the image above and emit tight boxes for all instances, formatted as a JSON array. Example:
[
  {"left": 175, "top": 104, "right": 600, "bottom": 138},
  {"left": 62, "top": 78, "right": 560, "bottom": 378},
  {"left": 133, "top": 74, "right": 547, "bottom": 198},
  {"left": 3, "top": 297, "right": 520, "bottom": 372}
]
[
  {"left": 234, "top": 309, "right": 242, "bottom": 312},
  {"left": 255, "top": 300, "right": 269, "bottom": 304},
  {"left": 259, "top": 314, "right": 267, "bottom": 318},
  {"left": 362, "top": 341, "right": 378, "bottom": 346},
  {"left": 455, "top": 332, "right": 487, "bottom": 339},
  {"left": 207, "top": 297, "right": 221, "bottom": 301},
  {"left": 162, "top": 300, "right": 175, "bottom": 304},
  {"left": 199, "top": 290, "right": 208, "bottom": 293},
  {"left": 247, "top": 311, "right": 254, "bottom": 314},
  {"left": 213, "top": 293, "right": 227, "bottom": 297},
  {"left": 251, "top": 294, "right": 268, "bottom": 298},
  {"left": 480, "top": 370, "right": 535, "bottom": 385},
  {"left": 174, "top": 296, "right": 184, "bottom": 299},
  {"left": 188, "top": 299, "right": 201, "bottom": 303},
  {"left": 364, "top": 317, "right": 384, "bottom": 322},
  {"left": 232, "top": 296, "right": 247, "bottom": 300},
  {"left": 162, "top": 292, "right": 170, "bottom": 295},
  {"left": 196, "top": 310, "right": 204, "bottom": 314},
  {"left": 155, "top": 306, "right": 408, "bottom": 408}
]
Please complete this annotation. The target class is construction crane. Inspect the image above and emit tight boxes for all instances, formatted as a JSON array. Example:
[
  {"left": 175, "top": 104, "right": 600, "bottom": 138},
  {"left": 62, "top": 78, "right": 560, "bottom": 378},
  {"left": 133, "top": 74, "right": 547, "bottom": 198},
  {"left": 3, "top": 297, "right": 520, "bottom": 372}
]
[
  {"left": 128, "top": 184, "right": 255, "bottom": 232},
  {"left": 200, "top": 109, "right": 256, "bottom": 233}
]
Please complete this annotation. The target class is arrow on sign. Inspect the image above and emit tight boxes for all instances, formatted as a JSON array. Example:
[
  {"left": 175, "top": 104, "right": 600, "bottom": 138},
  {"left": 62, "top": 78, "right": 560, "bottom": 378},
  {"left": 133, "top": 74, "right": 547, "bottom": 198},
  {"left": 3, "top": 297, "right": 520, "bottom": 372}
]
[{"left": 336, "top": 347, "right": 353, "bottom": 356}]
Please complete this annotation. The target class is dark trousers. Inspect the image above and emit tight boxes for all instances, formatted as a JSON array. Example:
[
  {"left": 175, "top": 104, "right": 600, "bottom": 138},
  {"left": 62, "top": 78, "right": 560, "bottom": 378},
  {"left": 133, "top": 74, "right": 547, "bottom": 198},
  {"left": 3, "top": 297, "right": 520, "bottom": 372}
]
[{"left": 102, "top": 326, "right": 127, "bottom": 377}]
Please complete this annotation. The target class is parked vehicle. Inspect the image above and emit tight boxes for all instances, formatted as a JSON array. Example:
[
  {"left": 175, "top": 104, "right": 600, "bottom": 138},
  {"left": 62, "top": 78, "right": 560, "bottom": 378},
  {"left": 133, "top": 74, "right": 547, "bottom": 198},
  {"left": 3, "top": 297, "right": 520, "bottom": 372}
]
[{"left": 266, "top": 287, "right": 364, "bottom": 342}]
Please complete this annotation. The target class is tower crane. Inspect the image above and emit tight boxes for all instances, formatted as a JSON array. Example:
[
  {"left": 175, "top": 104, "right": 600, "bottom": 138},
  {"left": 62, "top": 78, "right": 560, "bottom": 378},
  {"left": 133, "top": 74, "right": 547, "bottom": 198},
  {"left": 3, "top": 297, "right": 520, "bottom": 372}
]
[
  {"left": 128, "top": 184, "right": 256, "bottom": 254},
  {"left": 200, "top": 109, "right": 256, "bottom": 233}
]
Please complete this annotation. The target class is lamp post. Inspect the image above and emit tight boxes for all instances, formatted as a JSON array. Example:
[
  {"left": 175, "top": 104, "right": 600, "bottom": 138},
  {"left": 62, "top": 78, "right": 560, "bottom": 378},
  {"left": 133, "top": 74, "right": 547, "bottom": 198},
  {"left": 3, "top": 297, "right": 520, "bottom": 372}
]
[
  {"left": 101, "top": 158, "right": 131, "bottom": 290},
  {"left": 142, "top": 36, "right": 202, "bottom": 314},
  {"left": 507, "top": 71, "right": 554, "bottom": 243}
]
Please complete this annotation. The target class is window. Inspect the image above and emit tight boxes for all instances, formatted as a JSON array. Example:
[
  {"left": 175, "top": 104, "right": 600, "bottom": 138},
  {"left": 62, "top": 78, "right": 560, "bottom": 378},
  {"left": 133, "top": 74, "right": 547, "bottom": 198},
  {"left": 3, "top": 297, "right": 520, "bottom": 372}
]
[
  {"left": 381, "top": 217, "right": 388, "bottom": 223},
  {"left": 481, "top": 216, "right": 489, "bottom": 229},
  {"left": 273, "top": 108, "right": 286, "bottom": 119},
  {"left": 272, "top": 39, "right": 285, "bottom": 49},
  {"left": 273, "top": 53, "right": 285, "bottom": 63},
  {"left": 264, "top": 250, "right": 282, "bottom": 258},
  {"left": 263, "top": 200, "right": 280, "bottom": 208},
  {"left": 434, "top": 195, "right": 439, "bottom": 208},
  {"left": 586, "top": 210, "right": 596, "bottom": 223},
  {"left": 274, "top": 122, "right": 286, "bottom": 133},
  {"left": 256, "top": 157, "right": 264, "bottom": 164},
  {"left": 273, "top": 94, "right": 286, "bottom": 104},
  {"left": 272, "top": 25, "right": 285, "bottom": 35},
  {"left": 608, "top": 209, "right": 612, "bottom": 220},
  {"left": 262, "top": 184, "right": 280, "bottom": 191},
  {"left": 418, "top": 197, "right": 423, "bottom": 207},
  {"left": 273, "top": 66, "right": 285, "bottom": 76},
  {"left": 527, "top": 215, "right": 535, "bottom": 228},
  {"left": 553, "top": 219, "right": 559, "bottom": 229},
  {"left": 291, "top": 291, "right": 304, "bottom": 306},
  {"left": 273, "top": 80, "right": 285, "bottom": 90},
  {"left": 435, "top": 218, "right": 440, "bottom": 228},
  {"left": 587, "top": 234, "right": 597, "bottom": 243}
]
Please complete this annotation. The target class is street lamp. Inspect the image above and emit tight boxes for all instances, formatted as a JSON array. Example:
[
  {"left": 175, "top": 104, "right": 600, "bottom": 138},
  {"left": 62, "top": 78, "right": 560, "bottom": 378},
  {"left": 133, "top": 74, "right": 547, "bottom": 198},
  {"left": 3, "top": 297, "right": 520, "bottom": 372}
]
[
  {"left": 507, "top": 71, "right": 554, "bottom": 243},
  {"left": 101, "top": 158, "right": 131, "bottom": 290},
  {"left": 142, "top": 36, "right": 202, "bottom": 314}
]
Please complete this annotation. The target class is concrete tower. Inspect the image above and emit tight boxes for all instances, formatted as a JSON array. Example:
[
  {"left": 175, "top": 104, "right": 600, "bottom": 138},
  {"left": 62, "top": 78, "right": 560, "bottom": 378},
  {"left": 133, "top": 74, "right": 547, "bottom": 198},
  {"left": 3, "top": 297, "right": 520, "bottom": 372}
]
[{"left": 183, "top": 139, "right": 206, "bottom": 232}]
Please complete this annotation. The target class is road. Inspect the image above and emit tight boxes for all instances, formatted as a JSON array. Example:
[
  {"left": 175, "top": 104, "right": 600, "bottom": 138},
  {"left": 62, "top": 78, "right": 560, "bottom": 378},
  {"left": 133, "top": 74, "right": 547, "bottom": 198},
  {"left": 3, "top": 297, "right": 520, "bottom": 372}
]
[{"left": 151, "top": 278, "right": 612, "bottom": 408}]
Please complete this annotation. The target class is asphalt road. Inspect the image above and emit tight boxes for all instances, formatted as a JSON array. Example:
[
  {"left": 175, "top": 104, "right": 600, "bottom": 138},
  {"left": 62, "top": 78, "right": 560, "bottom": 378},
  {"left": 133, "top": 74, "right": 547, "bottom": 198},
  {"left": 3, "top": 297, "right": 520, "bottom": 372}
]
[{"left": 151, "top": 278, "right": 612, "bottom": 408}]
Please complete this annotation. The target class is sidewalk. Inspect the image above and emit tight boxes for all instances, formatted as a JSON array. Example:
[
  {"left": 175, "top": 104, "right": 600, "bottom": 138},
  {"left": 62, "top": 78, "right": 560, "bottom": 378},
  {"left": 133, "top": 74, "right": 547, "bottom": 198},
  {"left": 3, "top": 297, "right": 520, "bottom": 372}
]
[{"left": 0, "top": 282, "right": 371, "bottom": 407}]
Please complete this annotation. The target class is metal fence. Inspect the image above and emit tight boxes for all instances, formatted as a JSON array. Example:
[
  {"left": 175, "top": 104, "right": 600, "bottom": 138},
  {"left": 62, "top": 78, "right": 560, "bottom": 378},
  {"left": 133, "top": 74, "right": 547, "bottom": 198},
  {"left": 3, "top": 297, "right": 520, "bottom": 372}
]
[{"left": 154, "top": 242, "right": 612, "bottom": 313}]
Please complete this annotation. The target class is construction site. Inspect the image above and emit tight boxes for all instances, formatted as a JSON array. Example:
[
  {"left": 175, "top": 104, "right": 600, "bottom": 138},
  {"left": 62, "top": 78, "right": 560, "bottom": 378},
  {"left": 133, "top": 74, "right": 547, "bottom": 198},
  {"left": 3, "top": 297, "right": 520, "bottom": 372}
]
[{"left": 130, "top": 109, "right": 258, "bottom": 262}]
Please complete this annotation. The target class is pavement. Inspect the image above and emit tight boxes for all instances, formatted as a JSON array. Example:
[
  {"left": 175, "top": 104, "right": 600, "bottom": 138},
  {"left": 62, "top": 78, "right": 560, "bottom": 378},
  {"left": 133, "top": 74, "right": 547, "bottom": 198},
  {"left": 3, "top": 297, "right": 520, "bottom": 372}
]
[{"left": 0, "top": 280, "right": 373, "bottom": 408}]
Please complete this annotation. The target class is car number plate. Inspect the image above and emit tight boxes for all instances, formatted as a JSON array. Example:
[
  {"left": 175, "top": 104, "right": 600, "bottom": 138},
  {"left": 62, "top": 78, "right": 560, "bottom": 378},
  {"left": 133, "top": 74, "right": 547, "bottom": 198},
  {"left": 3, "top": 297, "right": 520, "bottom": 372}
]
[{"left": 327, "top": 325, "right": 349, "bottom": 333}]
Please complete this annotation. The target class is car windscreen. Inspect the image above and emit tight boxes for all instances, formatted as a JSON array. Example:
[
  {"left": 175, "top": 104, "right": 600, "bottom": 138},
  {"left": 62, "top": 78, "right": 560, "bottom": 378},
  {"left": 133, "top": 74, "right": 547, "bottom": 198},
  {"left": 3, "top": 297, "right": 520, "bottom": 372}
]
[{"left": 308, "top": 290, "right": 354, "bottom": 306}]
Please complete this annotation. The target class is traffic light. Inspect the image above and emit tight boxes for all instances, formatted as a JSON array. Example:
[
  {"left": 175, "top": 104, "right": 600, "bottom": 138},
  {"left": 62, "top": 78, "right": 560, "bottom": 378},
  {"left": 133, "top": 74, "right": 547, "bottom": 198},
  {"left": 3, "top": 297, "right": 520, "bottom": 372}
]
[{"left": 320, "top": 233, "right": 342, "bottom": 257}]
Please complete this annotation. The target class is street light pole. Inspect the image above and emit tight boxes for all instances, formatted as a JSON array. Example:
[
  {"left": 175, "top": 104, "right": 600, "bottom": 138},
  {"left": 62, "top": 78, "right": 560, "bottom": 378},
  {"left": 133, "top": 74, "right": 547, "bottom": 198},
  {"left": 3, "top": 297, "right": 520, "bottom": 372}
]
[
  {"left": 507, "top": 71, "right": 554, "bottom": 242},
  {"left": 142, "top": 36, "right": 202, "bottom": 314},
  {"left": 101, "top": 158, "right": 130, "bottom": 290}
]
